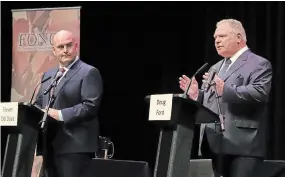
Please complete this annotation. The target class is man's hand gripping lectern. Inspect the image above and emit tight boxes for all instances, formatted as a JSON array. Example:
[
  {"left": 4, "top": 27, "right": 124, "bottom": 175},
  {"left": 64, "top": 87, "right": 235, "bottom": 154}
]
[
  {"left": 145, "top": 94, "right": 219, "bottom": 177},
  {"left": 1, "top": 102, "right": 45, "bottom": 177}
]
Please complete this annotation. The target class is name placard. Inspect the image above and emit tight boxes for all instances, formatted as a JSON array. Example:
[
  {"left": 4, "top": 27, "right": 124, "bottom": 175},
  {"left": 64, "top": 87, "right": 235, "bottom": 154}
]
[
  {"left": 148, "top": 94, "right": 173, "bottom": 121},
  {"left": 0, "top": 102, "right": 18, "bottom": 126}
]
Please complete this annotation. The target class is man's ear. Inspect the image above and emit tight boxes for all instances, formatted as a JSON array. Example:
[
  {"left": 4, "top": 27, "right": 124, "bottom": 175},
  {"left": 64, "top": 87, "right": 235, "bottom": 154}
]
[
  {"left": 74, "top": 42, "right": 79, "bottom": 53},
  {"left": 237, "top": 33, "right": 242, "bottom": 43},
  {"left": 52, "top": 46, "right": 56, "bottom": 56}
]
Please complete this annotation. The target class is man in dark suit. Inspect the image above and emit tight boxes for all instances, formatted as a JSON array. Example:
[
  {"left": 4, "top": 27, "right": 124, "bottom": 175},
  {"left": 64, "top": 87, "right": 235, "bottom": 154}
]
[
  {"left": 179, "top": 19, "right": 272, "bottom": 177},
  {"left": 34, "top": 30, "right": 103, "bottom": 177}
]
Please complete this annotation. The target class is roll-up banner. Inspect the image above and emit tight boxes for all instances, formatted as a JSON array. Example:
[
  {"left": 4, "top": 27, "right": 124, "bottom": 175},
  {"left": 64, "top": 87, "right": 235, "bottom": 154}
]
[{"left": 11, "top": 7, "right": 81, "bottom": 177}]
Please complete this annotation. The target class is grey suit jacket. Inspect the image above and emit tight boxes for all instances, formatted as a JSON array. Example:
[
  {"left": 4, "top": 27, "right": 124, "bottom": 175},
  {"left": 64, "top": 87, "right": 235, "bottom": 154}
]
[
  {"left": 34, "top": 59, "right": 103, "bottom": 154},
  {"left": 198, "top": 50, "right": 272, "bottom": 158}
]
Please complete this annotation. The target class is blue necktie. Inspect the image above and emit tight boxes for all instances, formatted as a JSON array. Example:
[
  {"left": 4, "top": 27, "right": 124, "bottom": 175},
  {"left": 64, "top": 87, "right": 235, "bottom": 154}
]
[{"left": 218, "top": 59, "right": 232, "bottom": 78}]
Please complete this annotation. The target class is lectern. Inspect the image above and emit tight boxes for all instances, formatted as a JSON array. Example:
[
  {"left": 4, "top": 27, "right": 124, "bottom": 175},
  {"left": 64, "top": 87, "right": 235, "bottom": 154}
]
[
  {"left": 145, "top": 94, "right": 219, "bottom": 177},
  {"left": 1, "top": 102, "right": 44, "bottom": 177}
]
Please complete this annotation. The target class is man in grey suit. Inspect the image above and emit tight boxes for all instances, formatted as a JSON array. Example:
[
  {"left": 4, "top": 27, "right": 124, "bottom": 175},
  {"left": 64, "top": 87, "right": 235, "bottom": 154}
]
[
  {"left": 34, "top": 30, "right": 103, "bottom": 177},
  {"left": 179, "top": 19, "right": 272, "bottom": 177}
]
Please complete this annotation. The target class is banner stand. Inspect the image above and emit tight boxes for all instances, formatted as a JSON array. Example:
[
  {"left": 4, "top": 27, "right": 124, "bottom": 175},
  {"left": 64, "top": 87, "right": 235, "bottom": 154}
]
[{"left": 11, "top": 6, "right": 81, "bottom": 177}]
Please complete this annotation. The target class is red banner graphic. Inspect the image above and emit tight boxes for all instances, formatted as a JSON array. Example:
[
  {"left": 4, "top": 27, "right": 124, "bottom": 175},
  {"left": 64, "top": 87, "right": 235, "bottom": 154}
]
[{"left": 11, "top": 7, "right": 80, "bottom": 103}]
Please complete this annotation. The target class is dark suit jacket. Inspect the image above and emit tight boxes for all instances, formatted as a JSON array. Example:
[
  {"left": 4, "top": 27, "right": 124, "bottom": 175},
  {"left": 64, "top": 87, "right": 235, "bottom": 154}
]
[
  {"left": 198, "top": 49, "right": 272, "bottom": 158},
  {"left": 34, "top": 59, "right": 103, "bottom": 155}
]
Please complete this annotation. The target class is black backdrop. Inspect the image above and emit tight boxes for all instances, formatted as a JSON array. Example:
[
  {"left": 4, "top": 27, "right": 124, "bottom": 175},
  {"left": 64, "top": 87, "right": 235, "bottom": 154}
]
[{"left": 1, "top": 1, "right": 285, "bottom": 172}]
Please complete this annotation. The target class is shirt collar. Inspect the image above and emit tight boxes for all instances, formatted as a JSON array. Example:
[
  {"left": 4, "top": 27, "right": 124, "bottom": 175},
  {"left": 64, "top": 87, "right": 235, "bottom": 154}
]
[
  {"left": 228, "top": 45, "right": 249, "bottom": 64},
  {"left": 59, "top": 56, "right": 79, "bottom": 70}
]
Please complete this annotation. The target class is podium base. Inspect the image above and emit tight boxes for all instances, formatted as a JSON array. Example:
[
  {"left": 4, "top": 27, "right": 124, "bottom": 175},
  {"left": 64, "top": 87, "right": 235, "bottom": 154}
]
[
  {"left": 154, "top": 125, "right": 194, "bottom": 177},
  {"left": 2, "top": 124, "right": 39, "bottom": 177}
]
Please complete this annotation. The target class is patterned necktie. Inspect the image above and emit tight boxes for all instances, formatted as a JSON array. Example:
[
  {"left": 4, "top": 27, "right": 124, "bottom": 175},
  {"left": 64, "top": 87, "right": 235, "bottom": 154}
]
[
  {"left": 57, "top": 67, "right": 66, "bottom": 84},
  {"left": 50, "top": 68, "right": 66, "bottom": 100},
  {"left": 218, "top": 59, "right": 232, "bottom": 78}
]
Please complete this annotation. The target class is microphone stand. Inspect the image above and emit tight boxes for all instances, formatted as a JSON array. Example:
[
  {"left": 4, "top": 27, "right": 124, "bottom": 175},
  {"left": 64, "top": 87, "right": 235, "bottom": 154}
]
[
  {"left": 210, "top": 81, "right": 225, "bottom": 132},
  {"left": 182, "top": 76, "right": 194, "bottom": 99},
  {"left": 210, "top": 81, "right": 225, "bottom": 177},
  {"left": 40, "top": 82, "right": 57, "bottom": 177}
]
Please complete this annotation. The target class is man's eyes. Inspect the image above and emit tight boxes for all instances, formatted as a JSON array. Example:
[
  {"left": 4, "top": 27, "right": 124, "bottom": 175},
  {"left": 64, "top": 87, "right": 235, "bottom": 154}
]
[{"left": 57, "top": 43, "right": 72, "bottom": 49}]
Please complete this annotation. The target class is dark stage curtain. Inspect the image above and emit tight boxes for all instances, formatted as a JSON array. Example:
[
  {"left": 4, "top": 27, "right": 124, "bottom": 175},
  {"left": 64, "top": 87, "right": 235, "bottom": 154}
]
[{"left": 1, "top": 2, "right": 285, "bottom": 172}]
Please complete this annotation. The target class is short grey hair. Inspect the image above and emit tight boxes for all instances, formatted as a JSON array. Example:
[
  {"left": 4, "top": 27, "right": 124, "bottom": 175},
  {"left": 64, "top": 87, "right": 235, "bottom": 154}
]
[{"left": 217, "top": 19, "right": 247, "bottom": 42}]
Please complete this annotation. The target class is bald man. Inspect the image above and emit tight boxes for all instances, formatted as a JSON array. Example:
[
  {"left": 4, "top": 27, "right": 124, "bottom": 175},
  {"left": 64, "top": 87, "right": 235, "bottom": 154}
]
[{"left": 34, "top": 30, "right": 103, "bottom": 177}]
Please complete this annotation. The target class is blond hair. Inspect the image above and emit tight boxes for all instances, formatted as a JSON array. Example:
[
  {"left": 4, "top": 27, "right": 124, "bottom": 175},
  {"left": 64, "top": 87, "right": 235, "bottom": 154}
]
[{"left": 217, "top": 19, "right": 247, "bottom": 42}]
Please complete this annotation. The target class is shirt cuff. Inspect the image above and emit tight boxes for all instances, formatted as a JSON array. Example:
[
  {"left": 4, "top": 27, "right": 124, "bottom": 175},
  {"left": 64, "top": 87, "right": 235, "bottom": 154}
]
[
  {"left": 190, "top": 91, "right": 199, "bottom": 101},
  {"left": 58, "top": 110, "right": 64, "bottom": 121}
]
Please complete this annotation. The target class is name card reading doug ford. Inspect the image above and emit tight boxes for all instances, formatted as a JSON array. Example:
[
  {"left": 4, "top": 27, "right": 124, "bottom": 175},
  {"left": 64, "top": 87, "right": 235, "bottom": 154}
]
[
  {"left": 0, "top": 102, "right": 18, "bottom": 126},
  {"left": 149, "top": 94, "right": 173, "bottom": 121}
]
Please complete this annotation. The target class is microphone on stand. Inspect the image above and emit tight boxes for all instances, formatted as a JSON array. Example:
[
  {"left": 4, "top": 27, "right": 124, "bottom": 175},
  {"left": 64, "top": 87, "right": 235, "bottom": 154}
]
[
  {"left": 41, "top": 68, "right": 66, "bottom": 129},
  {"left": 203, "top": 69, "right": 217, "bottom": 92},
  {"left": 29, "top": 76, "right": 52, "bottom": 104},
  {"left": 39, "top": 68, "right": 66, "bottom": 177},
  {"left": 43, "top": 70, "right": 64, "bottom": 95},
  {"left": 182, "top": 63, "right": 208, "bottom": 99}
]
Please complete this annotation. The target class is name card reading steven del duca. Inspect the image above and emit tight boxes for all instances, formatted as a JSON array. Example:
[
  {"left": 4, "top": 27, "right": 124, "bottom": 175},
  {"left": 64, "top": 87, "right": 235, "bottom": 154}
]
[
  {"left": 0, "top": 102, "right": 18, "bottom": 126},
  {"left": 148, "top": 94, "right": 173, "bottom": 121}
]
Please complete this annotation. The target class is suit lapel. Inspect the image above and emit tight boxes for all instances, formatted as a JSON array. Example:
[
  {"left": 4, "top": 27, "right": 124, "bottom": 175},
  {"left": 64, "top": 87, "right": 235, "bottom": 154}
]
[
  {"left": 215, "top": 60, "right": 225, "bottom": 75},
  {"left": 53, "top": 60, "right": 82, "bottom": 99},
  {"left": 221, "top": 50, "right": 250, "bottom": 82}
]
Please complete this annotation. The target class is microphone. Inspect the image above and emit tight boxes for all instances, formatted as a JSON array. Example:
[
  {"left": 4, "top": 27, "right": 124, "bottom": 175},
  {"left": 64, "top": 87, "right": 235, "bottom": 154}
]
[
  {"left": 203, "top": 68, "right": 217, "bottom": 92},
  {"left": 183, "top": 63, "right": 209, "bottom": 98},
  {"left": 43, "top": 70, "right": 64, "bottom": 95},
  {"left": 29, "top": 76, "right": 52, "bottom": 104}
]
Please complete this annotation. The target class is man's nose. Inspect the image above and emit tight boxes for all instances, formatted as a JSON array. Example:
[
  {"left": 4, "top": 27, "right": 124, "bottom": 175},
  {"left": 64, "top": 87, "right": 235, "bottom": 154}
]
[
  {"left": 215, "top": 38, "right": 221, "bottom": 44},
  {"left": 63, "top": 46, "right": 68, "bottom": 53}
]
